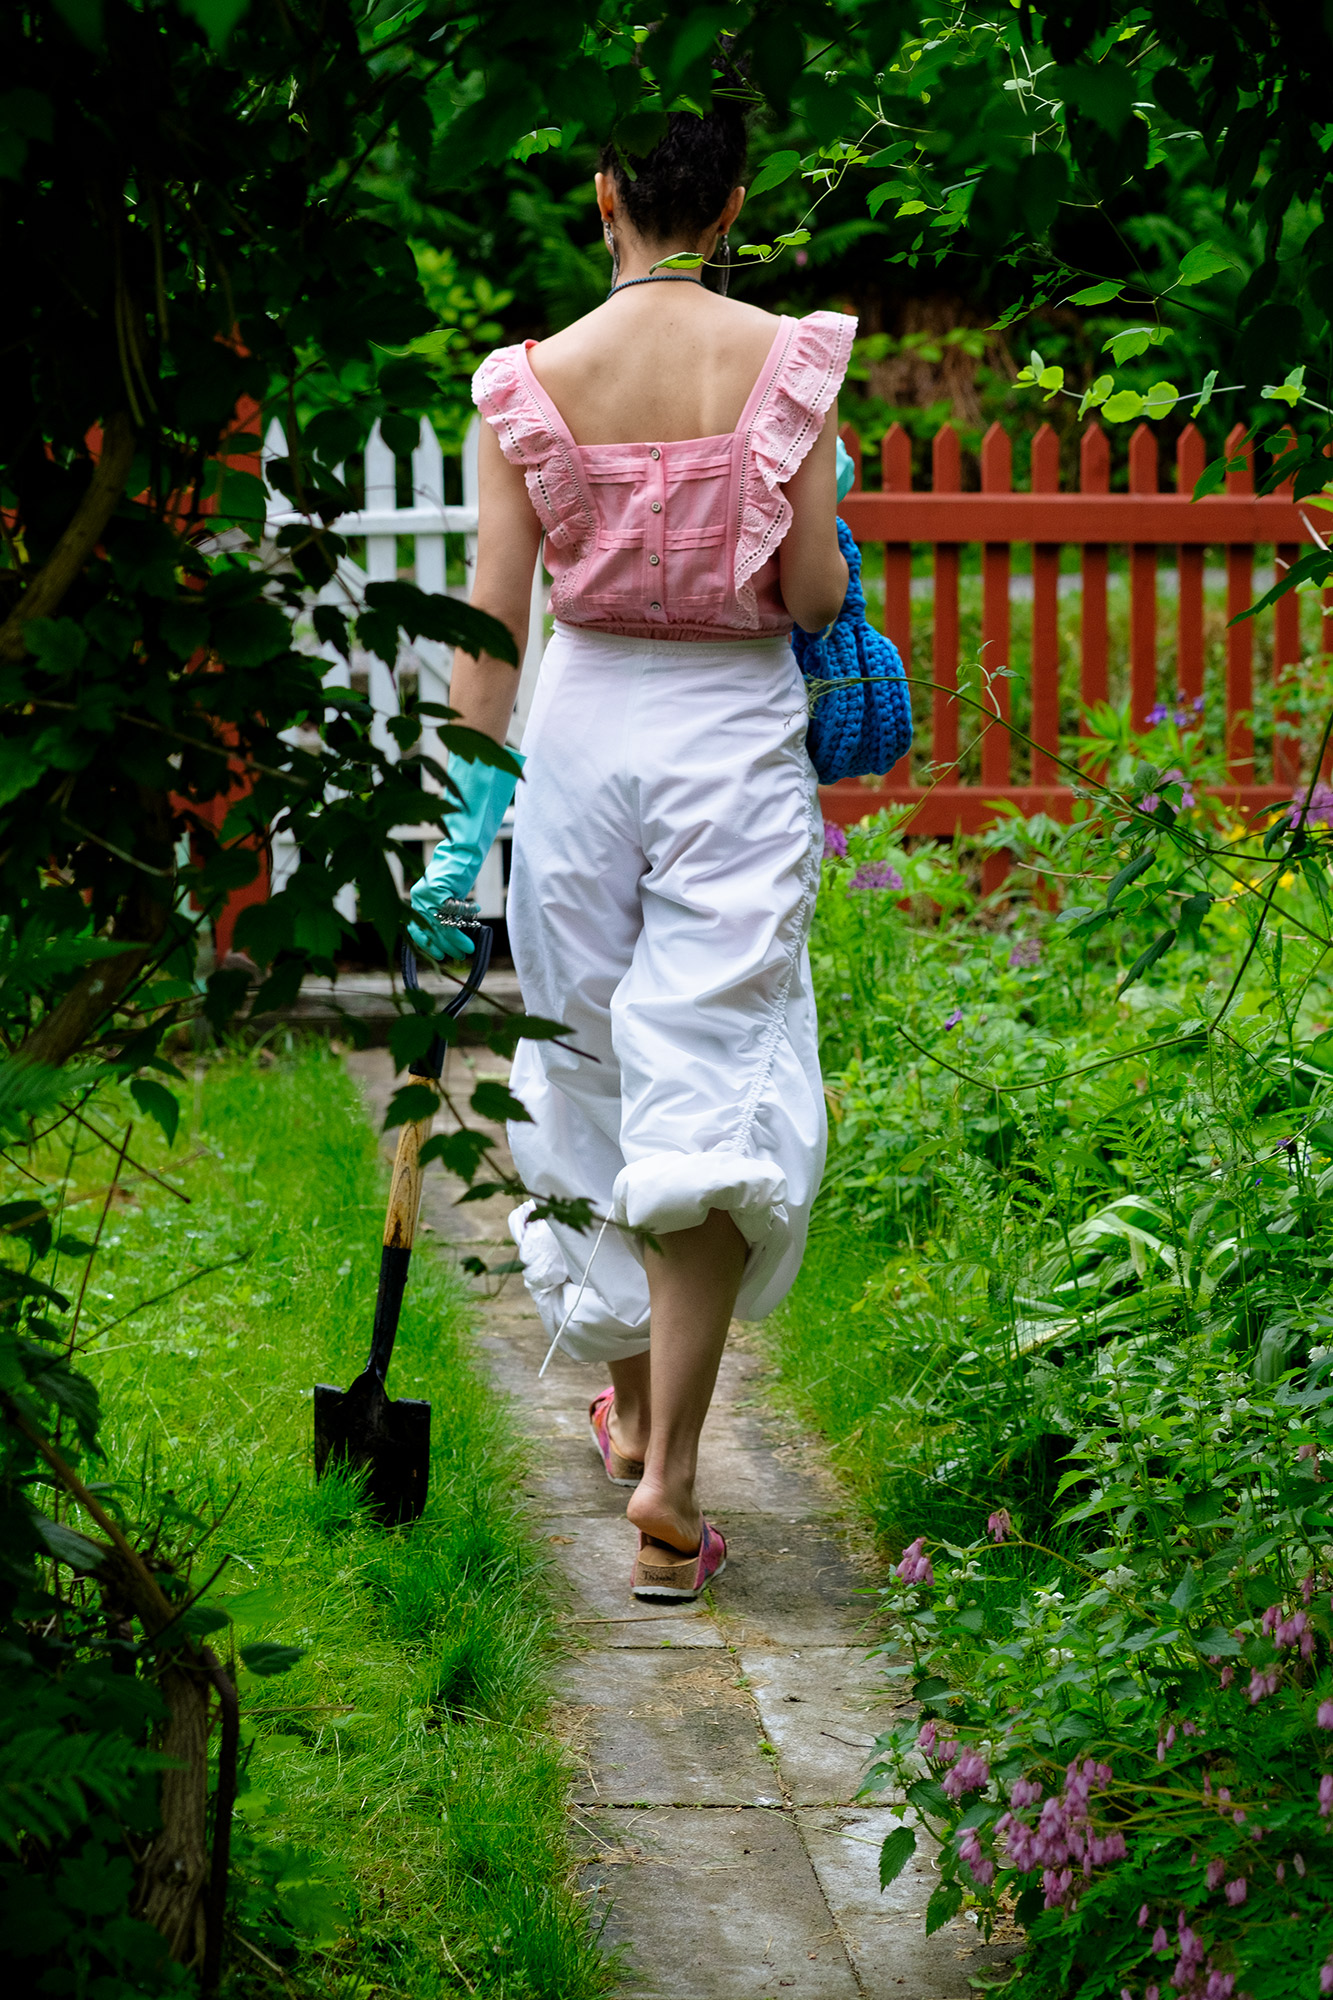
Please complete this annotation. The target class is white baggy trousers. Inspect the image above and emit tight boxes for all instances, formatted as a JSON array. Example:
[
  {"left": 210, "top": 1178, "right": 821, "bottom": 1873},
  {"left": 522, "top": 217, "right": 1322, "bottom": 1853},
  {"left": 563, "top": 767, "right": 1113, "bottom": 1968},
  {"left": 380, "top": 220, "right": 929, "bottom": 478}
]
[{"left": 506, "top": 622, "right": 827, "bottom": 1368}]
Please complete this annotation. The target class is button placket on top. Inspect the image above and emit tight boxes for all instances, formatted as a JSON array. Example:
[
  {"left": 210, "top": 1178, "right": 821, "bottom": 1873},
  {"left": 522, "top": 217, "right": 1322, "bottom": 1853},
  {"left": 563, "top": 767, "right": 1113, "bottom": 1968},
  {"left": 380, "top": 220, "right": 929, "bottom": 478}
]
[{"left": 645, "top": 445, "right": 666, "bottom": 619}]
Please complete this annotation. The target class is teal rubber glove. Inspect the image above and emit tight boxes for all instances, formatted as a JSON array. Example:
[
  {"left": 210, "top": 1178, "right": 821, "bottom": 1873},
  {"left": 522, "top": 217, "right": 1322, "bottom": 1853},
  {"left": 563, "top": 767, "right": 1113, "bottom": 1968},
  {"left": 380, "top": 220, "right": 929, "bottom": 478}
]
[
  {"left": 409, "top": 751, "right": 523, "bottom": 961},
  {"left": 835, "top": 435, "right": 856, "bottom": 501}
]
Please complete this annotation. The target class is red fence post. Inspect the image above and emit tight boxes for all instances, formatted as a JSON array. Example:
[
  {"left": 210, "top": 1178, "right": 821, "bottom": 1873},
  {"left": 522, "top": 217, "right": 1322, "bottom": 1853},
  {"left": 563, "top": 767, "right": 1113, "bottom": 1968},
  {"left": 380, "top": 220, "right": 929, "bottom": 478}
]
[
  {"left": 1225, "top": 422, "right": 1255, "bottom": 782},
  {"left": 1176, "top": 424, "right": 1206, "bottom": 709},
  {"left": 932, "top": 423, "right": 961, "bottom": 772},
  {"left": 1129, "top": 425, "right": 1159, "bottom": 729},
  {"left": 1272, "top": 428, "right": 1302, "bottom": 789},
  {"left": 881, "top": 423, "right": 913, "bottom": 755},
  {"left": 980, "top": 423, "right": 1012, "bottom": 791},
  {"left": 1080, "top": 423, "right": 1110, "bottom": 721},
  {"left": 1030, "top": 423, "right": 1061, "bottom": 786}
]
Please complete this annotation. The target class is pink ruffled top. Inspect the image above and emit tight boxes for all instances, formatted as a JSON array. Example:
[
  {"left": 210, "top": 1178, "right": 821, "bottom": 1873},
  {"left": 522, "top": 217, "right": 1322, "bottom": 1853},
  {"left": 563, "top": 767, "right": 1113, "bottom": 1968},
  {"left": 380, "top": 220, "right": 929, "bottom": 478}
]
[{"left": 472, "top": 309, "right": 856, "bottom": 642}]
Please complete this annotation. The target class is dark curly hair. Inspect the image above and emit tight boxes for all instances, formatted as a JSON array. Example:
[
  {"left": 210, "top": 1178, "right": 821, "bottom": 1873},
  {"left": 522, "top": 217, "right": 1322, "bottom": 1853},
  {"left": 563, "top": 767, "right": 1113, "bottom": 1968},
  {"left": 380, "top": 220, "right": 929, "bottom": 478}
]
[{"left": 599, "top": 106, "right": 749, "bottom": 243}]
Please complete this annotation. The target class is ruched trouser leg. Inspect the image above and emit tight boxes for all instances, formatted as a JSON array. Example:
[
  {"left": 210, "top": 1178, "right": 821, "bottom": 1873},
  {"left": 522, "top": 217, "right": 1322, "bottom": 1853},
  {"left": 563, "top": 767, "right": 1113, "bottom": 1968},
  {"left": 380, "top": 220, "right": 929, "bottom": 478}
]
[{"left": 504, "top": 622, "right": 826, "bottom": 1367}]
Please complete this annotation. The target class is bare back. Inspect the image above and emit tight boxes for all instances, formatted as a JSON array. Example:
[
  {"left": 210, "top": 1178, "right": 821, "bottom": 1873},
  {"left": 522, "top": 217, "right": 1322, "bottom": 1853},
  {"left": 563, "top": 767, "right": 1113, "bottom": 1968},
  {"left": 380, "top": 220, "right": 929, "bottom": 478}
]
[{"left": 526, "top": 286, "right": 782, "bottom": 446}]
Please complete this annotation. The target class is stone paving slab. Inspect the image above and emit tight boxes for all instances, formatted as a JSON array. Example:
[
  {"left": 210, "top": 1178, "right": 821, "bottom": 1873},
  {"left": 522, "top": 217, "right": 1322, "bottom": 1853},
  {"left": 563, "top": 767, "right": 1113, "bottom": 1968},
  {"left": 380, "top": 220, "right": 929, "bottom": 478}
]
[
  {"left": 345, "top": 1047, "right": 1023, "bottom": 1997},
  {"left": 559, "top": 1650, "right": 783, "bottom": 1807},
  {"left": 797, "top": 1808, "right": 1020, "bottom": 1999},
  {"left": 575, "top": 1807, "right": 861, "bottom": 1999},
  {"left": 543, "top": 1513, "right": 724, "bottom": 1649},
  {"left": 739, "top": 1649, "right": 886, "bottom": 1807}
]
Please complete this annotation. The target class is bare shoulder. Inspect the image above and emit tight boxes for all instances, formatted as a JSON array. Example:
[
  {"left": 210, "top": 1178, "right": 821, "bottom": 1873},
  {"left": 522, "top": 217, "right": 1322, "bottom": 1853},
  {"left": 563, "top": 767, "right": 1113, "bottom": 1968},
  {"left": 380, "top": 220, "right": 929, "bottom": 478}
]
[{"left": 537, "top": 293, "right": 778, "bottom": 369}]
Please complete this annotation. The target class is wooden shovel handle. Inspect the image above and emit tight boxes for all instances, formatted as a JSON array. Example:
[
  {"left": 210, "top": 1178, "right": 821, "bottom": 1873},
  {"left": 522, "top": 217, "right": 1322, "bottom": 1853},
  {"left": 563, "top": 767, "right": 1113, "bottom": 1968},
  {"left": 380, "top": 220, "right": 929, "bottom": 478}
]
[{"left": 383, "top": 1113, "right": 434, "bottom": 1250}]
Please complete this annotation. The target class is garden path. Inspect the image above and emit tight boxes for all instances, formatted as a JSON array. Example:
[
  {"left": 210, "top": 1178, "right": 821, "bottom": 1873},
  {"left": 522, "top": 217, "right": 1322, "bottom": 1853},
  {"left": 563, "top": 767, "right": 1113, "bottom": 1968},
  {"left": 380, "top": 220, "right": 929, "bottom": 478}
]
[{"left": 347, "top": 1045, "right": 1017, "bottom": 2000}]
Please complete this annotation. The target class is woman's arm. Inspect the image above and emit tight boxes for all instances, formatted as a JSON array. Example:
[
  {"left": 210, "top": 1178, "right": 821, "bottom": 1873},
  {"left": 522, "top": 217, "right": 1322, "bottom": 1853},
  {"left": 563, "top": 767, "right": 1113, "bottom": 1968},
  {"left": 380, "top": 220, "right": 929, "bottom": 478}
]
[
  {"left": 448, "top": 420, "right": 544, "bottom": 743},
  {"left": 778, "top": 402, "right": 849, "bottom": 633}
]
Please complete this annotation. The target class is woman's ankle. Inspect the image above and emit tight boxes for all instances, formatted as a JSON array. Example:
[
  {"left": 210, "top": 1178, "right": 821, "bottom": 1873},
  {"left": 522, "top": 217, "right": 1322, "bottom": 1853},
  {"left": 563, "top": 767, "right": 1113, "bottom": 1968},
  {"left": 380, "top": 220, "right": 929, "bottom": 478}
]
[
  {"left": 608, "top": 1403, "right": 649, "bottom": 1462},
  {"left": 626, "top": 1479, "right": 702, "bottom": 1553}
]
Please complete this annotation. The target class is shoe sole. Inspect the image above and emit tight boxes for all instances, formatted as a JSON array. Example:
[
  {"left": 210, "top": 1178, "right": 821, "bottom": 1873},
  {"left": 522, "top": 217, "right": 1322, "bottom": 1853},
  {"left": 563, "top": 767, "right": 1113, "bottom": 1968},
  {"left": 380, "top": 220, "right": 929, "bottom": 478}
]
[
  {"left": 588, "top": 1418, "right": 643, "bottom": 1488},
  {"left": 632, "top": 1555, "right": 727, "bottom": 1602}
]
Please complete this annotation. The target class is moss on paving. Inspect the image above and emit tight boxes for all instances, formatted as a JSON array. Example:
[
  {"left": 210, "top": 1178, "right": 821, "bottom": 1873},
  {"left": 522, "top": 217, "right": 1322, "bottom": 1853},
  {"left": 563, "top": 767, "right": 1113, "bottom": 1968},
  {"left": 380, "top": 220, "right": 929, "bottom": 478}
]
[{"left": 73, "top": 1041, "right": 606, "bottom": 1999}]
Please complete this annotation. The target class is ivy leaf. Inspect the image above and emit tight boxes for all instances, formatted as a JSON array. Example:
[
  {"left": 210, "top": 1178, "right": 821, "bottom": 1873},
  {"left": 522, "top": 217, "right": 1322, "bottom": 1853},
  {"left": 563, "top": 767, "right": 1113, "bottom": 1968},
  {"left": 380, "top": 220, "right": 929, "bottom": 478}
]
[
  {"left": 383, "top": 1083, "right": 438, "bottom": 1131},
  {"left": 879, "top": 1825, "right": 917, "bottom": 1889},
  {"left": 1262, "top": 365, "right": 1307, "bottom": 408},
  {"left": 1051, "top": 61, "right": 1136, "bottom": 136},
  {"left": 1078, "top": 374, "right": 1114, "bottom": 417},
  {"left": 748, "top": 149, "right": 801, "bottom": 199}
]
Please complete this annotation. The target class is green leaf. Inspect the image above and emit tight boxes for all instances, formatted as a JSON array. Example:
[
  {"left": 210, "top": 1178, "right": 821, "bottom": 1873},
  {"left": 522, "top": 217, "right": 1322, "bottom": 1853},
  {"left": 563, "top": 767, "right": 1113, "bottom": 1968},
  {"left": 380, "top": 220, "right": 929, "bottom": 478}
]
[
  {"left": 1051, "top": 61, "right": 1136, "bottom": 136},
  {"left": 1262, "top": 364, "right": 1307, "bottom": 408},
  {"left": 177, "top": 0, "right": 252, "bottom": 50},
  {"left": 358, "top": 583, "right": 517, "bottom": 668},
  {"left": 25, "top": 618, "right": 88, "bottom": 675},
  {"left": 1106, "top": 849, "right": 1155, "bottom": 907},
  {"left": 748, "top": 149, "right": 801, "bottom": 199},
  {"left": 1065, "top": 280, "right": 1125, "bottom": 306},
  {"left": 417, "top": 1128, "right": 490, "bottom": 1177},
  {"left": 1177, "top": 245, "right": 1237, "bottom": 288},
  {"left": 1142, "top": 381, "right": 1180, "bottom": 419},
  {"left": 879, "top": 1825, "right": 917, "bottom": 1889},
  {"left": 1101, "top": 390, "right": 1145, "bottom": 423},
  {"left": 616, "top": 108, "right": 669, "bottom": 159},
  {"left": 906, "top": 1778, "right": 951, "bottom": 1816},
  {"left": 240, "top": 1641, "right": 305, "bottom": 1677},
  {"left": 1168, "top": 1567, "right": 1200, "bottom": 1612},
  {"left": 896, "top": 201, "right": 929, "bottom": 218},
  {"left": 51, "top": 0, "right": 103, "bottom": 49},
  {"left": 470, "top": 1080, "right": 532, "bottom": 1124},
  {"left": 1117, "top": 927, "right": 1178, "bottom": 996},
  {"left": 1104, "top": 326, "right": 1167, "bottom": 364},
  {"left": 1195, "top": 1627, "right": 1243, "bottom": 1657},
  {"left": 213, "top": 599, "right": 290, "bottom": 667},
  {"left": 654, "top": 253, "right": 705, "bottom": 270},
  {"left": 128, "top": 1079, "right": 180, "bottom": 1147},
  {"left": 925, "top": 1881, "right": 964, "bottom": 1935},
  {"left": 1078, "top": 373, "right": 1114, "bottom": 417},
  {"left": 1191, "top": 369, "right": 1219, "bottom": 419},
  {"left": 383, "top": 1082, "right": 438, "bottom": 1131},
  {"left": 30, "top": 1513, "right": 105, "bottom": 1573}
]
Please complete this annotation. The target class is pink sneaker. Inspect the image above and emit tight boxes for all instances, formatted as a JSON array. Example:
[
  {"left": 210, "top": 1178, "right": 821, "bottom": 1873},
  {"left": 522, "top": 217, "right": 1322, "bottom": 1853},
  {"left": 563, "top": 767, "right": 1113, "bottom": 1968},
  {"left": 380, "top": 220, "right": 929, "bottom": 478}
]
[
  {"left": 632, "top": 1519, "right": 727, "bottom": 1602},
  {"left": 588, "top": 1388, "right": 644, "bottom": 1488}
]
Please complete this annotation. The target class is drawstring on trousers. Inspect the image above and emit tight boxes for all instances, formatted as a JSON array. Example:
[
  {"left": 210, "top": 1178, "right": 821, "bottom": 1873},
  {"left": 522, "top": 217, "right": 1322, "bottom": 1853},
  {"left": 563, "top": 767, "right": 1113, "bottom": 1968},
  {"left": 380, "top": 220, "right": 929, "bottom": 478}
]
[{"left": 538, "top": 1214, "right": 612, "bottom": 1377}]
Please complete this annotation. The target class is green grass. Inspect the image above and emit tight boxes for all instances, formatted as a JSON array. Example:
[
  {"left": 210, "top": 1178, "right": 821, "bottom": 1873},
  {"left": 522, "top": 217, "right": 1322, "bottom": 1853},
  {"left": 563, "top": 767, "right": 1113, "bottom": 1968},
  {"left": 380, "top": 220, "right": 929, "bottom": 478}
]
[{"left": 55, "top": 1042, "right": 607, "bottom": 2000}]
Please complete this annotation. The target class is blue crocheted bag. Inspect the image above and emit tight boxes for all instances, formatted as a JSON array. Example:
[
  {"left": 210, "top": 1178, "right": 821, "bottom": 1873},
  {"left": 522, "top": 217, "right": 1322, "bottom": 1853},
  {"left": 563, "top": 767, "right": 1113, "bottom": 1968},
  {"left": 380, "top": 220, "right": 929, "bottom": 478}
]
[{"left": 793, "top": 516, "right": 913, "bottom": 784}]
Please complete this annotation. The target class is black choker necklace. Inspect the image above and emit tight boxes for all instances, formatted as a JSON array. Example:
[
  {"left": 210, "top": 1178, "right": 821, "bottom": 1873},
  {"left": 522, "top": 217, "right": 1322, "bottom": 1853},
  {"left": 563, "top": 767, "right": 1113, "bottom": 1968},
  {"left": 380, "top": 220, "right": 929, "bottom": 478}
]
[{"left": 608, "top": 274, "right": 701, "bottom": 297}]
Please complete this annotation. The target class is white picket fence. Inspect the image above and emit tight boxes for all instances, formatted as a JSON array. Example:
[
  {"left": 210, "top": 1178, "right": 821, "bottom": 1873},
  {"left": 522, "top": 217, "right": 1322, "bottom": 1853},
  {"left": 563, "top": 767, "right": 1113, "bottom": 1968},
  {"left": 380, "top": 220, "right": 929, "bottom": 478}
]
[{"left": 261, "top": 414, "right": 547, "bottom": 921}]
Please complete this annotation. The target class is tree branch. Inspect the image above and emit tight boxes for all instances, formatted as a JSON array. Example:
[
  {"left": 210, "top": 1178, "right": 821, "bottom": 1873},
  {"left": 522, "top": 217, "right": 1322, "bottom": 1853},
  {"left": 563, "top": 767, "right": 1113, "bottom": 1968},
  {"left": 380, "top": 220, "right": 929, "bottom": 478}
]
[{"left": 0, "top": 411, "right": 137, "bottom": 662}]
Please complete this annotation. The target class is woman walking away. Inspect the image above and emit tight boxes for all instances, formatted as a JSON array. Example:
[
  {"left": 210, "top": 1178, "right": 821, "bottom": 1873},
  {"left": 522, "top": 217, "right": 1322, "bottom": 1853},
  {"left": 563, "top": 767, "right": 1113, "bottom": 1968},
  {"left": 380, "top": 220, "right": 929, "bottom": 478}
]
[{"left": 410, "top": 101, "right": 853, "bottom": 1602}]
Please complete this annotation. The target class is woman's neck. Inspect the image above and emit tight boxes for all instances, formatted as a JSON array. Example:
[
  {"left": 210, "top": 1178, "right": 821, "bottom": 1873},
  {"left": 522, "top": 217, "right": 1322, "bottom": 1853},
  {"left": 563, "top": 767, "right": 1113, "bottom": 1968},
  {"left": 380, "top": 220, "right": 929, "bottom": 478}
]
[{"left": 615, "top": 240, "right": 709, "bottom": 287}]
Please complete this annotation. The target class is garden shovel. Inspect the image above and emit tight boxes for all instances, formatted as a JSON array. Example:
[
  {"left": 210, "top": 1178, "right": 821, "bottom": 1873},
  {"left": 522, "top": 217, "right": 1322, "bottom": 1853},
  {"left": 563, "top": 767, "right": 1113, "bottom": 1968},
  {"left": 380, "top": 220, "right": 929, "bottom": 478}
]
[{"left": 314, "top": 925, "right": 493, "bottom": 1524}]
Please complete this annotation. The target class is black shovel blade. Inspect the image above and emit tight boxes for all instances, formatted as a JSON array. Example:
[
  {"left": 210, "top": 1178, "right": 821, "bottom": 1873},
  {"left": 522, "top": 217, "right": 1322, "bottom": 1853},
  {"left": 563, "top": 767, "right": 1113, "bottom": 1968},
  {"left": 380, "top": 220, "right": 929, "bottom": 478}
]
[{"left": 314, "top": 1370, "right": 430, "bottom": 1525}]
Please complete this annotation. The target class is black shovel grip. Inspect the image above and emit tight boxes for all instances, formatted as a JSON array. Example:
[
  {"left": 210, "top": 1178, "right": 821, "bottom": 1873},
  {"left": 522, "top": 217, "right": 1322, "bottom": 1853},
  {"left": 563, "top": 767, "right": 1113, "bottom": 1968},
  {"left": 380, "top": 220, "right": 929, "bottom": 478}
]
[{"left": 401, "top": 928, "right": 494, "bottom": 1082}]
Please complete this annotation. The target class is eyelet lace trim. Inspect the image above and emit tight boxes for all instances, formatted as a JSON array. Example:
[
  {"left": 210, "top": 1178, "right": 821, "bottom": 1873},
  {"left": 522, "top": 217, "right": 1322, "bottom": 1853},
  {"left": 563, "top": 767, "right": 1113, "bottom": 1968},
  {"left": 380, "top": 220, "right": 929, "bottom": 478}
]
[
  {"left": 472, "top": 346, "right": 596, "bottom": 573},
  {"left": 734, "top": 310, "right": 857, "bottom": 626}
]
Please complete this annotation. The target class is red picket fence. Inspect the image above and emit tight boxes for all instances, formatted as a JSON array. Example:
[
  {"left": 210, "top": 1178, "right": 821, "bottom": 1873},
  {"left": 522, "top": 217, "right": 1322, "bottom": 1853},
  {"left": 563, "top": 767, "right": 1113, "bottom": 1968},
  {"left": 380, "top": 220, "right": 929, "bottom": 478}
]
[{"left": 821, "top": 417, "right": 1324, "bottom": 846}]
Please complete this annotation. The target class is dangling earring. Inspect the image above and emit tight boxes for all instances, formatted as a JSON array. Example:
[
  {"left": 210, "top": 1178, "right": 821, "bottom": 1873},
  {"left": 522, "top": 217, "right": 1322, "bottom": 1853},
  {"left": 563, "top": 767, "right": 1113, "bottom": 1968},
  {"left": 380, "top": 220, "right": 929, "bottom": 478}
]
[
  {"left": 716, "top": 231, "right": 731, "bottom": 297},
  {"left": 603, "top": 219, "right": 620, "bottom": 290}
]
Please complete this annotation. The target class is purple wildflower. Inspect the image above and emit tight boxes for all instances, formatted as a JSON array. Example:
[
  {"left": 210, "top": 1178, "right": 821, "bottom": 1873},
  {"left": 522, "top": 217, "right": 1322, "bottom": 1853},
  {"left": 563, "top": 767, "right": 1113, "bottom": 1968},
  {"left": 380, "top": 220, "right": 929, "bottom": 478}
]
[
  {"left": 1142, "top": 767, "right": 1195, "bottom": 814},
  {"left": 986, "top": 1508, "right": 1012, "bottom": 1543},
  {"left": 1224, "top": 1877, "right": 1247, "bottom": 1906},
  {"left": 1152, "top": 1925, "right": 1170, "bottom": 1952},
  {"left": 1206, "top": 1857, "right": 1226, "bottom": 1890},
  {"left": 942, "top": 1748, "right": 991, "bottom": 1801},
  {"left": 943, "top": 1006, "right": 964, "bottom": 1030},
  {"left": 917, "top": 1719, "right": 938, "bottom": 1757},
  {"left": 956, "top": 1826, "right": 994, "bottom": 1887},
  {"left": 1321, "top": 1959, "right": 1333, "bottom": 1996},
  {"left": 1008, "top": 938, "right": 1042, "bottom": 970},
  {"left": 822, "top": 820, "right": 848, "bottom": 859},
  {"left": 1137, "top": 1903, "right": 1150, "bottom": 1927},
  {"left": 1147, "top": 701, "right": 1172, "bottom": 726},
  {"left": 1291, "top": 780, "right": 1333, "bottom": 830},
  {"left": 1010, "top": 1776, "right": 1042, "bottom": 1810},
  {"left": 849, "top": 859, "right": 904, "bottom": 892},
  {"left": 1320, "top": 1774, "right": 1333, "bottom": 1817},
  {"left": 1249, "top": 1667, "right": 1279, "bottom": 1703},
  {"left": 894, "top": 1536, "right": 934, "bottom": 1586},
  {"left": 996, "top": 1758, "right": 1122, "bottom": 1911},
  {"left": 1318, "top": 1700, "right": 1333, "bottom": 1729}
]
